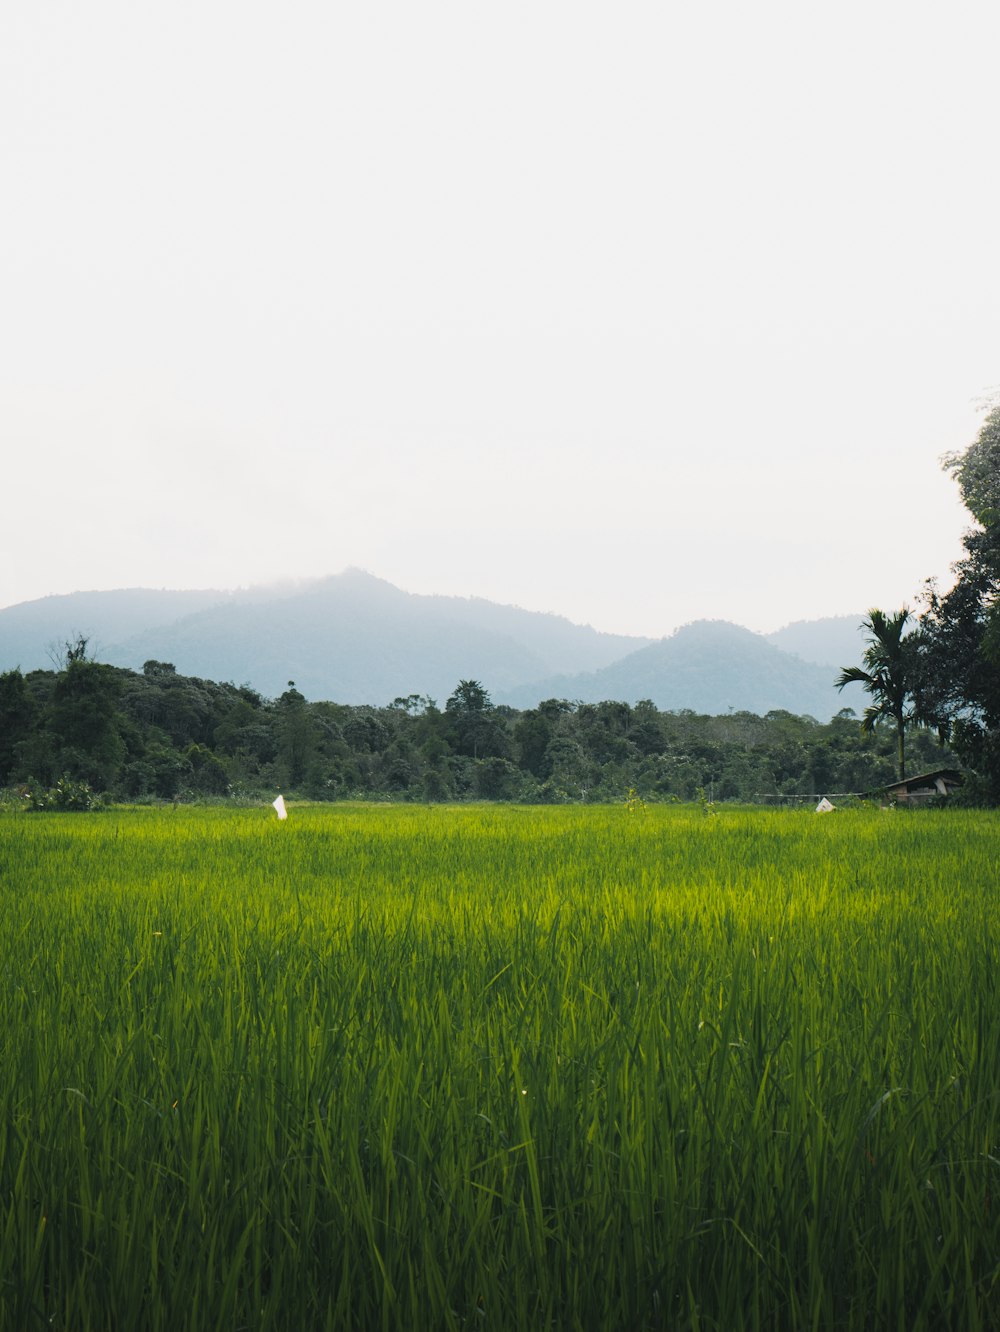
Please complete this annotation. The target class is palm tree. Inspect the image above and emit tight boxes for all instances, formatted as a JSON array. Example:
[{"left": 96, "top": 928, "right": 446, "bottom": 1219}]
[{"left": 836, "top": 608, "right": 916, "bottom": 782}]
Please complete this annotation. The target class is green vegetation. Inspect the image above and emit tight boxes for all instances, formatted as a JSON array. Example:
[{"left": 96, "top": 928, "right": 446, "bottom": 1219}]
[
  {"left": 837, "top": 395, "right": 1000, "bottom": 803},
  {"left": 0, "top": 655, "right": 954, "bottom": 807},
  {"left": 912, "top": 397, "right": 1000, "bottom": 802},
  {"left": 0, "top": 803, "right": 997, "bottom": 1329},
  {"left": 836, "top": 609, "right": 917, "bottom": 783}
]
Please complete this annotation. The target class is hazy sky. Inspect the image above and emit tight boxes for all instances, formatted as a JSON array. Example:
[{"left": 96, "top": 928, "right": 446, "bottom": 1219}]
[{"left": 3, "top": 1, "right": 997, "bottom": 638}]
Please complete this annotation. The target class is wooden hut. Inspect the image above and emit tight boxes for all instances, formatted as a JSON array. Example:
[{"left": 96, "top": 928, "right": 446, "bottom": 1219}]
[{"left": 884, "top": 768, "right": 963, "bottom": 805}]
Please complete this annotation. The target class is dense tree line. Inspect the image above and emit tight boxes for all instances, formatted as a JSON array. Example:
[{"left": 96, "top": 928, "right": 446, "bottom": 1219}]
[{"left": 0, "top": 647, "right": 952, "bottom": 805}]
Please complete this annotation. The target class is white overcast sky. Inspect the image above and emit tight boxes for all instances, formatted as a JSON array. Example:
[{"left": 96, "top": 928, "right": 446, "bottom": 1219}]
[{"left": 2, "top": 1, "right": 998, "bottom": 638}]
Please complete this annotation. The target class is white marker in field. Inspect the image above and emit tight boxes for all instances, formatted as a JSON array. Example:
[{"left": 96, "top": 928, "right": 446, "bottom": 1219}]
[
  {"left": 815, "top": 797, "right": 835, "bottom": 813},
  {"left": 273, "top": 794, "right": 288, "bottom": 820}
]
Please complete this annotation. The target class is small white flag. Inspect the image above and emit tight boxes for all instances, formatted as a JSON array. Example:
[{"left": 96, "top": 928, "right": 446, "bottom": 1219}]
[
  {"left": 815, "top": 797, "right": 835, "bottom": 813},
  {"left": 272, "top": 794, "right": 288, "bottom": 820}
]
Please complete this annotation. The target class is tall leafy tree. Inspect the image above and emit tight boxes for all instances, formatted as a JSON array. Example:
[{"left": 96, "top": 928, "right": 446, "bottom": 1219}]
[
  {"left": 916, "top": 396, "right": 1000, "bottom": 800},
  {"left": 0, "top": 669, "right": 36, "bottom": 784},
  {"left": 48, "top": 656, "right": 126, "bottom": 789},
  {"left": 836, "top": 608, "right": 917, "bottom": 782},
  {"left": 513, "top": 709, "right": 554, "bottom": 778},
  {"left": 275, "top": 681, "right": 318, "bottom": 788},
  {"left": 943, "top": 395, "right": 1000, "bottom": 531},
  {"left": 446, "top": 680, "right": 507, "bottom": 760}
]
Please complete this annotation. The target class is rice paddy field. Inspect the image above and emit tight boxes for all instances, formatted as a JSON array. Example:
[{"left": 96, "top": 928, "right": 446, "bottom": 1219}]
[{"left": 0, "top": 802, "right": 998, "bottom": 1331}]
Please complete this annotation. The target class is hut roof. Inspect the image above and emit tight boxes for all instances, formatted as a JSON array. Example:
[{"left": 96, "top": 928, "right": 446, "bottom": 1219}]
[{"left": 884, "top": 768, "right": 963, "bottom": 796}]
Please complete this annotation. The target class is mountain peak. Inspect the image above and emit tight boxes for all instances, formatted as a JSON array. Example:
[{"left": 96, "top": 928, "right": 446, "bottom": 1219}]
[
  {"left": 0, "top": 576, "right": 865, "bottom": 717},
  {"left": 671, "top": 619, "right": 761, "bottom": 641}
]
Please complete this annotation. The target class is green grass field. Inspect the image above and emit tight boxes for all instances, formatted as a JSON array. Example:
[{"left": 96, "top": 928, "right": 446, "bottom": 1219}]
[{"left": 0, "top": 803, "right": 997, "bottom": 1330}]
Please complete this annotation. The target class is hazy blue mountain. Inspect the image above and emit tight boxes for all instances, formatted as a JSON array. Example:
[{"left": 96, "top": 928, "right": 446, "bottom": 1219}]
[
  {"left": 0, "top": 571, "right": 649, "bottom": 704},
  {"left": 405, "top": 586, "right": 650, "bottom": 673},
  {"left": 0, "top": 574, "right": 867, "bottom": 715},
  {"left": 0, "top": 587, "right": 231, "bottom": 672},
  {"left": 765, "top": 614, "right": 868, "bottom": 669},
  {"left": 496, "top": 620, "right": 865, "bottom": 719},
  {"left": 103, "top": 572, "right": 653, "bottom": 702}
]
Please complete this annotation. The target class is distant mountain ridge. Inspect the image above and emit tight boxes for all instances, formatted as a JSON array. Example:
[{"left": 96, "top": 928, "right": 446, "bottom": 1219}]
[
  {"left": 496, "top": 619, "right": 866, "bottom": 718},
  {"left": 0, "top": 572, "right": 867, "bottom": 718},
  {"left": 0, "top": 572, "right": 649, "bottom": 703},
  {"left": 0, "top": 587, "right": 232, "bottom": 667},
  {"left": 765, "top": 614, "right": 869, "bottom": 669}
]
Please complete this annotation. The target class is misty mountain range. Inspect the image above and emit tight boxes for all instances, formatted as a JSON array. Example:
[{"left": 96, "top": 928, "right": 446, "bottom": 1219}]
[{"left": 0, "top": 570, "right": 868, "bottom": 719}]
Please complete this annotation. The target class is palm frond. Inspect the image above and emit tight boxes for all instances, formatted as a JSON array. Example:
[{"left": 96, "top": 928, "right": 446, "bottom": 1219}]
[
  {"left": 860, "top": 702, "right": 888, "bottom": 733},
  {"left": 835, "top": 665, "right": 873, "bottom": 690}
]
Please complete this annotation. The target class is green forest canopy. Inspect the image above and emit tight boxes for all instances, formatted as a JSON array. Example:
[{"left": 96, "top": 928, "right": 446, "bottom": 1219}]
[{"left": 0, "top": 652, "right": 954, "bottom": 805}]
